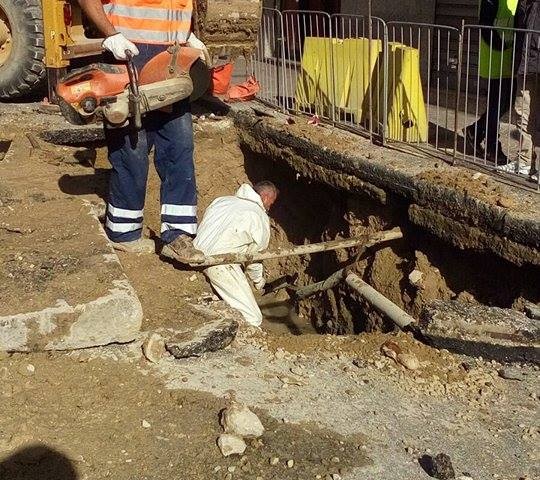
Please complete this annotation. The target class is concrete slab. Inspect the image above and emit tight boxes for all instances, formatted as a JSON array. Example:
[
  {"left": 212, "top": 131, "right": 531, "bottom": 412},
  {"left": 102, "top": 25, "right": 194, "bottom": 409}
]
[
  {"left": 0, "top": 135, "right": 142, "bottom": 352},
  {"left": 421, "top": 300, "right": 540, "bottom": 364}
]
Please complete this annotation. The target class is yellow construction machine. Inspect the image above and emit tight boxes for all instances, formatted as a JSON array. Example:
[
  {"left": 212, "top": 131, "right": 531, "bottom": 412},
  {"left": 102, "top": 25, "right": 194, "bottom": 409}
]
[{"left": 0, "top": 0, "right": 262, "bottom": 100}]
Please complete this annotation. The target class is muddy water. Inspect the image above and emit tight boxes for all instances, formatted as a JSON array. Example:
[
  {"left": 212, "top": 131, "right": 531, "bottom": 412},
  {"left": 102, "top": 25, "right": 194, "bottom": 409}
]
[{"left": 258, "top": 292, "right": 318, "bottom": 336}]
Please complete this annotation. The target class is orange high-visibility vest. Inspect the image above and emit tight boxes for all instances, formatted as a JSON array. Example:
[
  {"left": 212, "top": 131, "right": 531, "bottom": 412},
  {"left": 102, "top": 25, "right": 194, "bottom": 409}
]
[{"left": 103, "top": 0, "right": 193, "bottom": 45}]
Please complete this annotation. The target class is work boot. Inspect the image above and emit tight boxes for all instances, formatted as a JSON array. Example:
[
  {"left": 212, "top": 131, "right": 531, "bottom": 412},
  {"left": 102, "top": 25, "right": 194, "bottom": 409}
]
[
  {"left": 463, "top": 126, "right": 485, "bottom": 158},
  {"left": 529, "top": 152, "right": 538, "bottom": 181},
  {"left": 111, "top": 238, "right": 155, "bottom": 254},
  {"left": 485, "top": 143, "right": 509, "bottom": 166},
  {"left": 161, "top": 234, "right": 205, "bottom": 264}
]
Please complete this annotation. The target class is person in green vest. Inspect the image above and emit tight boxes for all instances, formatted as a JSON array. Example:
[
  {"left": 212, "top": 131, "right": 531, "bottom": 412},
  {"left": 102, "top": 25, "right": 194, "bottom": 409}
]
[
  {"left": 463, "top": 0, "right": 520, "bottom": 165},
  {"left": 515, "top": 0, "right": 539, "bottom": 181}
]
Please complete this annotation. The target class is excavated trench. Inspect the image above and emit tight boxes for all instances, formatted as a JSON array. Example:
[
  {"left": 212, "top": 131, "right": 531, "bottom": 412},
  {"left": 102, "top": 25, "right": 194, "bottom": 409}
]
[
  {"left": 43, "top": 118, "right": 540, "bottom": 338},
  {"left": 236, "top": 136, "right": 540, "bottom": 335}
]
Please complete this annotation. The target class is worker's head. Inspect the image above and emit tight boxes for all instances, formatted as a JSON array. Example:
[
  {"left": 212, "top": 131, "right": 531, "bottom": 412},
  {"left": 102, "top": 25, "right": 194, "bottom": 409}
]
[{"left": 254, "top": 181, "right": 279, "bottom": 211}]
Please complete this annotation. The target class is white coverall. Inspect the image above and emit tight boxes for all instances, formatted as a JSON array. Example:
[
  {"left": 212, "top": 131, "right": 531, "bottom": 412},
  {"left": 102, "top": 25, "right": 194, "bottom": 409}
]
[{"left": 193, "top": 184, "right": 270, "bottom": 326}]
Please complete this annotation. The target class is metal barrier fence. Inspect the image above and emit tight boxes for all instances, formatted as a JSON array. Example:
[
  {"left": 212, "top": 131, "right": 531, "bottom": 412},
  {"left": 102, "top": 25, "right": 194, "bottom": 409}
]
[
  {"left": 459, "top": 25, "right": 540, "bottom": 189},
  {"left": 281, "top": 10, "right": 334, "bottom": 119},
  {"left": 252, "top": 8, "right": 285, "bottom": 110},
  {"left": 330, "top": 14, "right": 387, "bottom": 140},
  {"left": 252, "top": 8, "right": 540, "bottom": 191}
]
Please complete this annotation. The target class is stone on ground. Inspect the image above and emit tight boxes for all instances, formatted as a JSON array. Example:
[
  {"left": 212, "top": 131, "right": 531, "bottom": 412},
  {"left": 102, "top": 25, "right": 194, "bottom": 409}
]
[
  {"left": 217, "top": 434, "right": 247, "bottom": 457},
  {"left": 165, "top": 303, "right": 240, "bottom": 358},
  {"left": 419, "top": 453, "right": 456, "bottom": 480},
  {"left": 142, "top": 333, "right": 166, "bottom": 363},
  {"left": 221, "top": 402, "right": 264, "bottom": 438},
  {"left": 397, "top": 353, "right": 420, "bottom": 370},
  {"left": 498, "top": 367, "right": 528, "bottom": 381}
]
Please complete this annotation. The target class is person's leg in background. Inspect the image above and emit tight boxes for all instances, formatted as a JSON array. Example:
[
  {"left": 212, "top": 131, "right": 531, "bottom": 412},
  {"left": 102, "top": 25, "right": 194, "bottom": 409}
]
[
  {"left": 514, "top": 86, "right": 533, "bottom": 166},
  {"left": 205, "top": 264, "right": 263, "bottom": 327},
  {"left": 484, "top": 77, "right": 516, "bottom": 164},
  {"left": 151, "top": 100, "right": 197, "bottom": 244},
  {"left": 464, "top": 91, "right": 488, "bottom": 158},
  {"left": 525, "top": 75, "right": 540, "bottom": 179},
  {"left": 464, "top": 78, "right": 511, "bottom": 159}
]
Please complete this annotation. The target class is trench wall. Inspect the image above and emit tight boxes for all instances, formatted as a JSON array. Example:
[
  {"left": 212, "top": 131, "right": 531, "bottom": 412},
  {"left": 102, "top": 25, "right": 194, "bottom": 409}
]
[{"left": 230, "top": 108, "right": 540, "bottom": 333}]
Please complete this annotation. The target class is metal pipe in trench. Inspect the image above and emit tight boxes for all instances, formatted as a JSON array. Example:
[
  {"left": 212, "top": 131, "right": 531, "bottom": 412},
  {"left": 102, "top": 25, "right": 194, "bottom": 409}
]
[{"left": 344, "top": 273, "right": 415, "bottom": 329}]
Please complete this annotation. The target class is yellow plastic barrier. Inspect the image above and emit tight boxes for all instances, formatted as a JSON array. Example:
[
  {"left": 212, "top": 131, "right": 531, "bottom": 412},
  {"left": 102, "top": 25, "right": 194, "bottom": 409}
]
[
  {"left": 374, "top": 42, "right": 428, "bottom": 143},
  {"left": 295, "top": 36, "right": 382, "bottom": 119},
  {"left": 295, "top": 37, "right": 428, "bottom": 143},
  {"left": 294, "top": 37, "right": 336, "bottom": 114}
]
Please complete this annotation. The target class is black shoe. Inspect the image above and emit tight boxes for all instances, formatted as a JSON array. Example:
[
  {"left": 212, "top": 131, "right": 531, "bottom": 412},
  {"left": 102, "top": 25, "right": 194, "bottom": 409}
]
[
  {"left": 463, "top": 126, "right": 485, "bottom": 158},
  {"left": 485, "top": 144, "right": 509, "bottom": 166}
]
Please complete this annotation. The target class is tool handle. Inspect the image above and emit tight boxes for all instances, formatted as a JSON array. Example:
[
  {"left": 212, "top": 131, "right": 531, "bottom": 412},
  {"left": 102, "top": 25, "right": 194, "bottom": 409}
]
[
  {"left": 125, "top": 50, "right": 139, "bottom": 96},
  {"left": 125, "top": 50, "right": 142, "bottom": 130}
]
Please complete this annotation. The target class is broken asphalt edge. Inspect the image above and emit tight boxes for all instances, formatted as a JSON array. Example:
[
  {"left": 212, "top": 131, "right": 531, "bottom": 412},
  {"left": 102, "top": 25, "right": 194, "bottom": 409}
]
[{"left": 231, "top": 106, "right": 540, "bottom": 267}]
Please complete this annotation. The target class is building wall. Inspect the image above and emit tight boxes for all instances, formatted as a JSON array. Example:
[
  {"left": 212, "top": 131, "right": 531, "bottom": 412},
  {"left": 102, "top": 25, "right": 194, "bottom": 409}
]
[{"left": 341, "top": 0, "right": 437, "bottom": 24}]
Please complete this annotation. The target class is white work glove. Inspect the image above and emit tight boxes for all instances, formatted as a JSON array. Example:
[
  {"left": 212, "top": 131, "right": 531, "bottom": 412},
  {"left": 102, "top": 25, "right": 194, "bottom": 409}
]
[
  {"left": 102, "top": 33, "right": 139, "bottom": 61},
  {"left": 246, "top": 263, "right": 265, "bottom": 291},
  {"left": 253, "top": 278, "right": 266, "bottom": 292},
  {"left": 187, "top": 32, "right": 210, "bottom": 64}
]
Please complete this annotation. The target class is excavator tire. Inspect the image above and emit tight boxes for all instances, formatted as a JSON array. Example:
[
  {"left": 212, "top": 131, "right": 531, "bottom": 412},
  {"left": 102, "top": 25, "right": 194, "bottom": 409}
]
[
  {"left": 0, "top": 0, "right": 45, "bottom": 99},
  {"left": 195, "top": 0, "right": 262, "bottom": 57}
]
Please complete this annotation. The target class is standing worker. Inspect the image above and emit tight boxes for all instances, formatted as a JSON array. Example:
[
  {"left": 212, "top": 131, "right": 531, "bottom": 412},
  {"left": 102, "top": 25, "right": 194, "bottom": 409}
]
[
  {"left": 515, "top": 0, "right": 540, "bottom": 181},
  {"left": 193, "top": 182, "right": 279, "bottom": 327},
  {"left": 463, "top": 0, "right": 520, "bottom": 164},
  {"left": 77, "top": 0, "right": 208, "bottom": 253}
]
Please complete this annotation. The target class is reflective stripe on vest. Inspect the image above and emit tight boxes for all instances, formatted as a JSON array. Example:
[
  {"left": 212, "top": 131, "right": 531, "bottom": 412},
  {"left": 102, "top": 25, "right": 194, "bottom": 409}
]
[
  {"left": 479, "top": 0, "right": 519, "bottom": 79},
  {"left": 103, "top": 0, "right": 193, "bottom": 44}
]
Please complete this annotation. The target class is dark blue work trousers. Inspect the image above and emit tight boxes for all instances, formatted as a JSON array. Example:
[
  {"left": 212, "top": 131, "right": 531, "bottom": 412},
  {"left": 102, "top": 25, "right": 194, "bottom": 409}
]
[{"left": 104, "top": 43, "right": 197, "bottom": 244}]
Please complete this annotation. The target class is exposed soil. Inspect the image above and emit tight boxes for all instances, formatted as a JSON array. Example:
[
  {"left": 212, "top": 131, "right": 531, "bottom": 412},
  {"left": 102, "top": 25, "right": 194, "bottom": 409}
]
[
  {"left": 91, "top": 114, "right": 540, "bottom": 335},
  {"left": 417, "top": 168, "right": 523, "bottom": 210},
  {"left": 0, "top": 136, "right": 118, "bottom": 316},
  {"left": 0, "top": 102, "right": 539, "bottom": 480},
  {"left": 0, "top": 351, "right": 368, "bottom": 480}
]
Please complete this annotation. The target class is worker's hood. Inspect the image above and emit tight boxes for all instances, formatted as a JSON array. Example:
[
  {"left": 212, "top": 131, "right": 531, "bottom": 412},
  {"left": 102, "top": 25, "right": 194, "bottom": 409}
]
[{"left": 236, "top": 184, "right": 264, "bottom": 210}]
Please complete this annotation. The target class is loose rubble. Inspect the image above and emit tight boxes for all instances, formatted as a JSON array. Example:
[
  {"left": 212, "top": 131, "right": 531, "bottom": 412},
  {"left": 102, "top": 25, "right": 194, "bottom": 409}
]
[
  {"left": 165, "top": 312, "right": 239, "bottom": 359},
  {"left": 419, "top": 453, "right": 456, "bottom": 479},
  {"left": 421, "top": 301, "right": 540, "bottom": 364},
  {"left": 217, "top": 434, "right": 247, "bottom": 457},
  {"left": 221, "top": 402, "right": 264, "bottom": 438}
]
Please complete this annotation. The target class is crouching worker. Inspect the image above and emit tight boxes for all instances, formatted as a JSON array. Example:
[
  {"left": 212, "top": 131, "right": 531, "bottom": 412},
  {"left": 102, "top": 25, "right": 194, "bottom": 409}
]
[{"left": 193, "top": 182, "right": 278, "bottom": 327}]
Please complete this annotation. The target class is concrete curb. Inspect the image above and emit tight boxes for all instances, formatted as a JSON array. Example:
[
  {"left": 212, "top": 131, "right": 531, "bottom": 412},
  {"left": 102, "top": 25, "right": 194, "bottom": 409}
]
[{"left": 0, "top": 280, "right": 142, "bottom": 352}]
